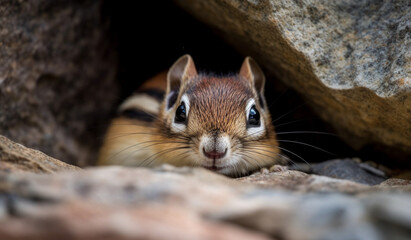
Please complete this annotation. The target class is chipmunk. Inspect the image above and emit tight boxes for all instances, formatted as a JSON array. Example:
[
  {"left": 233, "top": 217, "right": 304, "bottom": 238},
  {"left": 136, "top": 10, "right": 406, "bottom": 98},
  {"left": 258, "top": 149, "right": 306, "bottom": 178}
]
[{"left": 98, "top": 55, "right": 284, "bottom": 176}]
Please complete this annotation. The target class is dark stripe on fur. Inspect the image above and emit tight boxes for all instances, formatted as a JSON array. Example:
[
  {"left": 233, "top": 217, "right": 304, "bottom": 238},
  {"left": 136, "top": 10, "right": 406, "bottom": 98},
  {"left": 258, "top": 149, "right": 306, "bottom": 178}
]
[
  {"left": 135, "top": 89, "right": 164, "bottom": 102},
  {"left": 119, "top": 109, "right": 155, "bottom": 122}
]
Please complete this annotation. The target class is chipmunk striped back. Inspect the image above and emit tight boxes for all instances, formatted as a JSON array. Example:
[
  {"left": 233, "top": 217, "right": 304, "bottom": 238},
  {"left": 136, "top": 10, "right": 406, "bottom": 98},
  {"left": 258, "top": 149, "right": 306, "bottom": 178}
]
[{"left": 98, "top": 55, "right": 283, "bottom": 176}]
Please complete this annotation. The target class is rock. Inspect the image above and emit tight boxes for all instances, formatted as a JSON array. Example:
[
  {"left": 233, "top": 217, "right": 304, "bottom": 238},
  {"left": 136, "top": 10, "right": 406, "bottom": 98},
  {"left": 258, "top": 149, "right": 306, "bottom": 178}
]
[
  {"left": 0, "top": 135, "right": 80, "bottom": 174},
  {"left": 241, "top": 169, "right": 411, "bottom": 193},
  {"left": 311, "top": 159, "right": 387, "bottom": 185},
  {"left": 0, "top": 202, "right": 271, "bottom": 240},
  {"left": 380, "top": 178, "right": 411, "bottom": 187},
  {"left": 0, "top": 0, "right": 118, "bottom": 166},
  {"left": 289, "top": 158, "right": 411, "bottom": 184},
  {"left": 174, "top": 0, "right": 411, "bottom": 159},
  {"left": 238, "top": 170, "right": 369, "bottom": 193},
  {"left": 1, "top": 166, "right": 411, "bottom": 239}
]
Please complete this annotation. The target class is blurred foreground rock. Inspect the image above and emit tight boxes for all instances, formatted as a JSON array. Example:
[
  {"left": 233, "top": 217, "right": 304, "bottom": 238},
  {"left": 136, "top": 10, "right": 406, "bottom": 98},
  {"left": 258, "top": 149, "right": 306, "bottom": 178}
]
[
  {"left": 1, "top": 163, "right": 411, "bottom": 240},
  {"left": 174, "top": 0, "right": 411, "bottom": 160},
  {"left": 1, "top": 137, "right": 410, "bottom": 239}
]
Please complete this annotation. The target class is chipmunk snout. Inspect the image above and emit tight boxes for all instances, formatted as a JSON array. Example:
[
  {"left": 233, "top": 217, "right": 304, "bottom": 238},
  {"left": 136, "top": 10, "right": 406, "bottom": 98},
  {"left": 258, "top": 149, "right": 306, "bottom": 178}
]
[
  {"left": 203, "top": 148, "right": 227, "bottom": 160},
  {"left": 200, "top": 134, "right": 230, "bottom": 161}
]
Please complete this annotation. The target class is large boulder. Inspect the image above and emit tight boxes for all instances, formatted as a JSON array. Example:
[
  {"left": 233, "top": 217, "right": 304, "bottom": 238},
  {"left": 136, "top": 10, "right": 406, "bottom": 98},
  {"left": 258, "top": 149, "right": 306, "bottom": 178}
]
[
  {"left": 0, "top": 0, "right": 118, "bottom": 166},
  {"left": 174, "top": 0, "right": 411, "bottom": 159}
]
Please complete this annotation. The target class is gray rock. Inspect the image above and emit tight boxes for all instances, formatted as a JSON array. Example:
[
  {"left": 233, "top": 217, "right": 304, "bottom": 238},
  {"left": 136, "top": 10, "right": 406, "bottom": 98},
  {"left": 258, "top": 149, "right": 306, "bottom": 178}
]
[
  {"left": 174, "top": 0, "right": 411, "bottom": 159},
  {"left": 0, "top": 0, "right": 118, "bottom": 166},
  {"left": 238, "top": 169, "right": 370, "bottom": 193},
  {"left": 311, "top": 159, "right": 387, "bottom": 185}
]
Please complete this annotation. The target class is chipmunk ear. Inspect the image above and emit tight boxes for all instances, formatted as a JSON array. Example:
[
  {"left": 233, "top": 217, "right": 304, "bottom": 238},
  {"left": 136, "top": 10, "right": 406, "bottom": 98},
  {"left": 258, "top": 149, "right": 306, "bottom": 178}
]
[
  {"left": 166, "top": 54, "right": 197, "bottom": 110},
  {"left": 239, "top": 57, "right": 265, "bottom": 95}
]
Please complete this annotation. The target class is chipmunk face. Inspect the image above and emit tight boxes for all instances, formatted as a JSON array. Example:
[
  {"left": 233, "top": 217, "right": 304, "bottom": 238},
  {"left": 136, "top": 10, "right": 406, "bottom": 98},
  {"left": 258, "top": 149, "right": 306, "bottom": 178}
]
[{"left": 156, "top": 55, "right": 280, "bottom": 176}]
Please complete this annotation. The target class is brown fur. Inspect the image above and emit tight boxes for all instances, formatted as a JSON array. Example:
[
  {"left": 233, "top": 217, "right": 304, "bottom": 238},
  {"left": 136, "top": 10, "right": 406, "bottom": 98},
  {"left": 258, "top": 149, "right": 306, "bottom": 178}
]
[
  {"left": 98, "top": 55, "right": 282, "bottom": 176},
  {"left": 139, "top": 71, "right": 167, "bottom": 91}
]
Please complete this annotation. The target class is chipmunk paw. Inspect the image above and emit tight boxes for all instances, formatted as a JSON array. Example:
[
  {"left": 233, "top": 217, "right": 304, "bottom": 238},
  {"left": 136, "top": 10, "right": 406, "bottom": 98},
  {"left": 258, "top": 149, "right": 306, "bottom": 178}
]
[{"left": 269, "top": 165, "right": 289, "bottom": 172}]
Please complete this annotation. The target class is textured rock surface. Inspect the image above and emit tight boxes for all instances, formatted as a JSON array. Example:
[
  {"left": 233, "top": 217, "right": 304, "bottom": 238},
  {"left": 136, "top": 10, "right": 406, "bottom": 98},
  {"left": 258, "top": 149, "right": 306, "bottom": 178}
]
[
  {"left": 1, "top": 165, "right": 411, "bottom": 240},
  {"left": 0, "top": 135, "right": 80, "bottom": 174},
  {"left": 310, "top": 159, "right": 387, "bottom": 185},
  {"left": 0, "top": 0, "right": 118, "bottom": 166},
  {"left": 174, "top": 0, "right": 411, "bottom": 158}
]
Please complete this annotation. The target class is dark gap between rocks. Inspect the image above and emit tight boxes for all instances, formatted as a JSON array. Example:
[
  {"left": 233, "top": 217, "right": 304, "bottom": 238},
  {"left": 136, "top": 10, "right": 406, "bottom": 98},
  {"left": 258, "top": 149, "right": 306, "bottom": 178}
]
[{"left": 101, "top": 1, "right": 358, "bottom": 168}]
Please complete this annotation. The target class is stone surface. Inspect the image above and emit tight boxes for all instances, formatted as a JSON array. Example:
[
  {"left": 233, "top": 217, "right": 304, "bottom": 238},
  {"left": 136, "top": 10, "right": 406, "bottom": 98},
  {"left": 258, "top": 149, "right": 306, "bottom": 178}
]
[
  {"left": 174, "top": 0, "right": 411, "bottom": 159},
  {"left": 0, "top": 202, "right": 271, "bottom": 240},
  {"left": 290, "top": 159, "right": 411, "bottom": 183},
  {"left": 239, "top": 169, "right": 369, "bottom": 193},
  {"left": 0, "top": 135, "right": 80, "bottom": 174},
  {"left": 1, "top": 165, "right": 411, "bottom": 240},
  {"left": 0, "top": 0, "right": 118, "bottom": 166},
  {"left": 310, "top": 159, "right": 387, "bottom": 185}
]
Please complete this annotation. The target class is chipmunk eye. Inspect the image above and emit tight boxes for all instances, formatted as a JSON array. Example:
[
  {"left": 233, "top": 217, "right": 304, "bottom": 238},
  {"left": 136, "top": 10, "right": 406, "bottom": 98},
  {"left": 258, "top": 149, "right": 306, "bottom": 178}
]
[
  {"left": 175, "top": 102, "right": 187, "bottom": 124},
  {"left": 247, "top": 105, "right": 260, "bottom": 127}
]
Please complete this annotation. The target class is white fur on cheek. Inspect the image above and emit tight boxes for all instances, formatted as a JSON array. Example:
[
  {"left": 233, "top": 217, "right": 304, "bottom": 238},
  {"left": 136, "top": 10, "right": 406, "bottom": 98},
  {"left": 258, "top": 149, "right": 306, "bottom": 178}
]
[
  {"left": 245, "top": 98, "right": 265, "bottom": 138},
  {"left": 171, "top": 94, "right": 190, "bottom": 133},
  {"left": 171, "top": 121, "right": 186, "bottom": 132}
]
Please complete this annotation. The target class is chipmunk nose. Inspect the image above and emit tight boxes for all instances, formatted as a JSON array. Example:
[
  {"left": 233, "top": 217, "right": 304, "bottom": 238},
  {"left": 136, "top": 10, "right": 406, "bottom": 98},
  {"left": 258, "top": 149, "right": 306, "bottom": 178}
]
[
  {"left": 203, "top": 148, "right": 227, "bottom": 160},
  {"left": 200, "top": 134, "right": 230, "bottom": 160}
]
